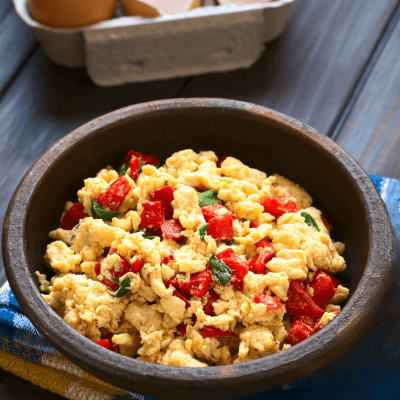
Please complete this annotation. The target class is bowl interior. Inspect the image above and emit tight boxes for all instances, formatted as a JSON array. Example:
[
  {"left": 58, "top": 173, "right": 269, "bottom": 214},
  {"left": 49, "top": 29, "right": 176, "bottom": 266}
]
[{"left": 26, "top": 106, "right": 368, "bottom": 294}]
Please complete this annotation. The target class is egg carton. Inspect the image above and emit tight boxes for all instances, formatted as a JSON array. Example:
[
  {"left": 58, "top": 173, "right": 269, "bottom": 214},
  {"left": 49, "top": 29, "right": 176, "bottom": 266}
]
[{"left": 13, "top": 0, "right": 296, "bottom": 86}]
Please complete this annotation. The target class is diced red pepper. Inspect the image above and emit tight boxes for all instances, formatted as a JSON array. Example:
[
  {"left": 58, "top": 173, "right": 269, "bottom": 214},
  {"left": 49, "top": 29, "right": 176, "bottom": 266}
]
[
  {"left": 287, "top": 321, "right": 314, "bottom": 345},
  {"left": 253, "top": 242, "right": 275, "bottom": 274},
  {"left": 285, "top": 280, "right": 324, "bottom": 317},
  {"left": 96, "top": 339, "right": 112, "bottom": 350},
  {"left": 140, "top": 201, "right": 164, "bottom": 229},
  {"left": 247, "top": 258, "right": 257, "bottom": 273},
  {"left": 311, "top": 273, "right": 336, "bottom": 309},
  {"left": 313, "top": 322, "right": 323, "bottom": 333},
  {"left": 216, "top": 248, "right": 235, "bottom": 260},
  {"left": 94, "top": 262, "right": 101, "bottom": 276},
  {"left": 249, "top": 221, "right": 260, "bottom": 228},
  {"left": 170, "top": 271, "right": 212, "bottom": 298},
  {"left": 216, "top": 155, "right": 228, "bottom": 168},
  {"left": 177, "top": 324, "right": 187, "bottom": 336},
  {"left": 203, "top": 289, "right": 219, "bottom": 316},
  {"left": 130, "top": 157, "right": 140, "bottom": 180},
  {"left": 253, "top": 293, "right": 283, "bottom": 311},
  {"left": 207, "top": 214, "right": 234, "bottom": 241},
  {"left": 112, "top": 253, "right": 131, "bottom": 278},
  {"left": 202, "top": 326, "right": 238, "bottom": 338},
  {"left": 201, "top": 204, "right": 234, "bottom": 222},
  {"left": 292, "top": 315, "right": 320, "bottom": 329},
  {"left": 149, "top": 186, "right": 175, "bottom": 220},
  {"left": 216, "top": 249, "right": 249, "bottom": 290},
  {"left": 174, "top": 290, "right": 191, "bottom": 308},
  {"left": 123, "top": 149, "right": 160, "bottom": 167},
  {"left": 99, "top": 276, "right": 119, "bottom": 292},
  {"left": 130, "top": 257, "right": 144, "bottom": 273},
  {"left": 321, "top": 216, "right": 333, "bottom": 232},
  {"left": 263, "top": 196, "right": 298, "bottom": 218},
  {"left": 96, "top": 176, "right": 131, "bottom": 211},
  {"left": 161, "top": 252, "right": 174, "bottom": 265},
  {"left": 310, "top": 269, "right": 340, "bottom": 287},
  {"left": 161, "top": 219, "right": 184, "bottom": 241},
  {"left": 60, "top": 203, "right": 87, "bottom": 230}
]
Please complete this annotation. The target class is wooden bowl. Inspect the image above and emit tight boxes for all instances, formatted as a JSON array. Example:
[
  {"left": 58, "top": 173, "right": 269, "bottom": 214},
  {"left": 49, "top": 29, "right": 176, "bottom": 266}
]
[{"left": 3, "top": 99, "right": 396, "bottom": 399}]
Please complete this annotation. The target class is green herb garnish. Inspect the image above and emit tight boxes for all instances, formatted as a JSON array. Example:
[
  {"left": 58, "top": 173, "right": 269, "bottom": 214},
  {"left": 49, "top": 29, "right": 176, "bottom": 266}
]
[
  {"left": 109, "top": 277, "right": 131, "bottom": 298},
  {"left": 139, "top": 167, "right": 143, "bottom": 174},
  {"left": 111, "top": 277, "right": 120, "bottom": 284},
  {"left": 165, "top": 180, "right": 169, "bottom": 186},
  {"left": 70, "top": 224, "right": 81, "bottom": 243},
  {"left": 301, "top": 211, "right": 320, "bottom": 232},
  {"left": 199, "top": 224, "right": 209, "bottom": 241},
  {"left": 91, "top": 200, "right": 123, "bottom": 221},
  {"left": 138, "top": 228, "right": 157, "bottom": 240},
  {"left": 227, "top": 239, "right": 235, "bottom": 246},
  {"left": 119, "top": 165, "right": 128, "bottom": 176},
  {"left": 198, "top": 190, "right": 221, "bottom": 207},
  {"left": 210, "top": 253, "right": 232, "bottom": 286}
]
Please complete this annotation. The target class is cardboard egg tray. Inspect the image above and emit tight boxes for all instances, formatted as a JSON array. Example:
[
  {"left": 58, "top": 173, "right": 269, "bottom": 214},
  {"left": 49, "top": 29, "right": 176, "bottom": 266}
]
[{"left": 13, "top": 0, "right": 296, "bottom": 86}]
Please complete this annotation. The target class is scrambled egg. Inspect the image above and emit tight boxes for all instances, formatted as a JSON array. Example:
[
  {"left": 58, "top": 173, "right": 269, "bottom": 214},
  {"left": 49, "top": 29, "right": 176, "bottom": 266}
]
[{"left": 40, "top": 149, "right": 349, "bottom": 367}]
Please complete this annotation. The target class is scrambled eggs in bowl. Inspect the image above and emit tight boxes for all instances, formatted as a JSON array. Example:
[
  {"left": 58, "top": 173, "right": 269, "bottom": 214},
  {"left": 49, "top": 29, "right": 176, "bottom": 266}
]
[{"left": 39, "top": 148, "right": 349, "bottom": 367}]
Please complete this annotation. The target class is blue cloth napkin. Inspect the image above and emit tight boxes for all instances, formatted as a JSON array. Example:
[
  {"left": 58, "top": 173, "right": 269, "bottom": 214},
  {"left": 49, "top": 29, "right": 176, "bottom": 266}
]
[{"left": 1, "top": 174, "right": 399, "bottom": 400}]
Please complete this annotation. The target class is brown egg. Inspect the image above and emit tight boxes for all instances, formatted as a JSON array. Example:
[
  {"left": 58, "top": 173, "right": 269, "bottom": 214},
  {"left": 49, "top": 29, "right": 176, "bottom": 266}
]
[
  {"left": 30, "top": 0, "right": 117, "bottom": 29},
  {"left": 121, "top": 0, "right": 202, "bottom": 18}
]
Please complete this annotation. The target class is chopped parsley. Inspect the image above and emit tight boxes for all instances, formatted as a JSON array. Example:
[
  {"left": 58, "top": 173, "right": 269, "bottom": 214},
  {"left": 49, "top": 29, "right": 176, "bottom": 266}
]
[
  {"left": 91, "top": 200, "right": 123, "bottom": 221},
  {"left": 199, "top": 224, "right": 209, "bottom": 241},
  {"left": 198, "top": 190, "right": 221, "bottom": 207},
  {"left": 210, "top": 253, "right": 232, "bottom": 286},
  {"left": 301, "top": 211, "right": 320, "bottom": 232},
  {"left": 109, "top": 277, "right": 131, "bottom": 298},
  {"left": 119, "top": 165, "right": 128, "bottom": 176}
]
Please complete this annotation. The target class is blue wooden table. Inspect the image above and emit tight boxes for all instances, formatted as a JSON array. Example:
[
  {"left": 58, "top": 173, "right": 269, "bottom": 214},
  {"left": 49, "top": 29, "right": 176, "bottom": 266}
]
[{"left": 1, "top": 0, "right": 400, "bottom": 398}]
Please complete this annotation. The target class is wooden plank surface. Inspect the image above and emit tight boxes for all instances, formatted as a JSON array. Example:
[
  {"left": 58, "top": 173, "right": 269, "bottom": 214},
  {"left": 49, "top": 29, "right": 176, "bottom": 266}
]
[
  {"left": 335, "top": 5, "right": 400, "bottom": 179},
  {"left": 179, "top": 0, "right": 400, "bottom": 136},
  {"left": 0, "top": 0, "right": 37, "bottom": 96},
  {"left": 0, "top": 47, "right": 186, "bottom": 287}
]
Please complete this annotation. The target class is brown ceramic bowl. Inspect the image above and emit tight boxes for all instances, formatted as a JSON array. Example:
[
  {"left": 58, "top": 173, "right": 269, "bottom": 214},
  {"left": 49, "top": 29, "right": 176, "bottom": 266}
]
[{"left": 3, "top": 99, "right": 396, "bottom": 399}]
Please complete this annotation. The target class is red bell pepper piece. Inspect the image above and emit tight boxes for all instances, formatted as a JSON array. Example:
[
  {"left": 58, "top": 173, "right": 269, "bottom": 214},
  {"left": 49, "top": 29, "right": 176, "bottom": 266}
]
[
  {"left": 249, "top": 221, "right": 260, "bottom": 228},
  {"left": 216, "top": 249, "right": 249, "bottom": 291},
  {"left": 177, "top": 324, "right": 187, "bottom": 336},
  {"left": 123, "top": 149, "right": 160, "bottom": 167},
  {"left": 130, "top": 157, "right": 140, "bottom": 180},
  {"left": 287, "top": 321, "right": 314, "bottom": 345},
  {"left": 207, "top": 214, "right": 234, "bottom": 241},
  {"left": 201, "top": 204, "right": 234, "bottom": 222},
  {"left": 253, "top": 241, "right": 275, "bottom": 274},
  {"left": 96, "top": 339, "right": 112, "bottom": 350},
  {"left": 161, "top": 219, "right": 184, "bottom": 241},
  {"left": 247, "top": 258, "right": 257, "bottom": 273},
  {"left": 161, "top": 252, "right": 174, "bottom": 265},
  {"left": 313, "top": 322, "right": 323, "bottom": 333},
  {"left": 60, "top": 203, "right": 87, "bottom": 230},
  {"left": 130, "top": 257, "right": 144, "bottom": 273},
  {"left": 203, "top": 289, "right": 219, "bottom": 316},
  {"left": 173, "top": 290, "right": 191, "bottom": 308},
  {"left": 98, "top": 275, "right": 119, "bottom": 291},
  {"left": 149, "top": 186, "right": 175, "bottom": 220},
  {"left": 310, "top": 269, "right": 340, "bottom": 287},
  {"left": 311, "top": 273, "right": 336, "bottom": 309},
  {"left": 263, "top": 196, "right": 298, "bottom": 218},
  {"left": 216, "top": 155, "right": 228, "bottom": 168},
  {"left": 292, "top": 314, "right": 320, "bottom": 329},
  {"left": 97, "top": 176, "right": 131, "bottom": 211},
  {"left": 202, "top": 326, "right": 237, "bottom": 338},
  {"left": 321, "top": 216, "right": 333, "bottom": 232},
  {"left": 139, "top": 201, "right": 164, "bottom": 229},
  {"left": 285, "top": 280, "right": 324, "bottom": 317},
  {"left": 112, "top": 253, "right": 131, "bottom": 278},
  {"left": 170, "top": 271, "right": 212, "bottom": 298},
  {"left": 253, "top": 293, "right": 283, "bottom": 311}
]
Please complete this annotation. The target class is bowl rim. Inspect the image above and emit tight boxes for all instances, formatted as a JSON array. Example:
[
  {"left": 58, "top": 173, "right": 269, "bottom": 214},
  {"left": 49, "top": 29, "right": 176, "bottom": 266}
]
[{"left": 2, "top": 98, "right": 395, "bottom": 397}]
